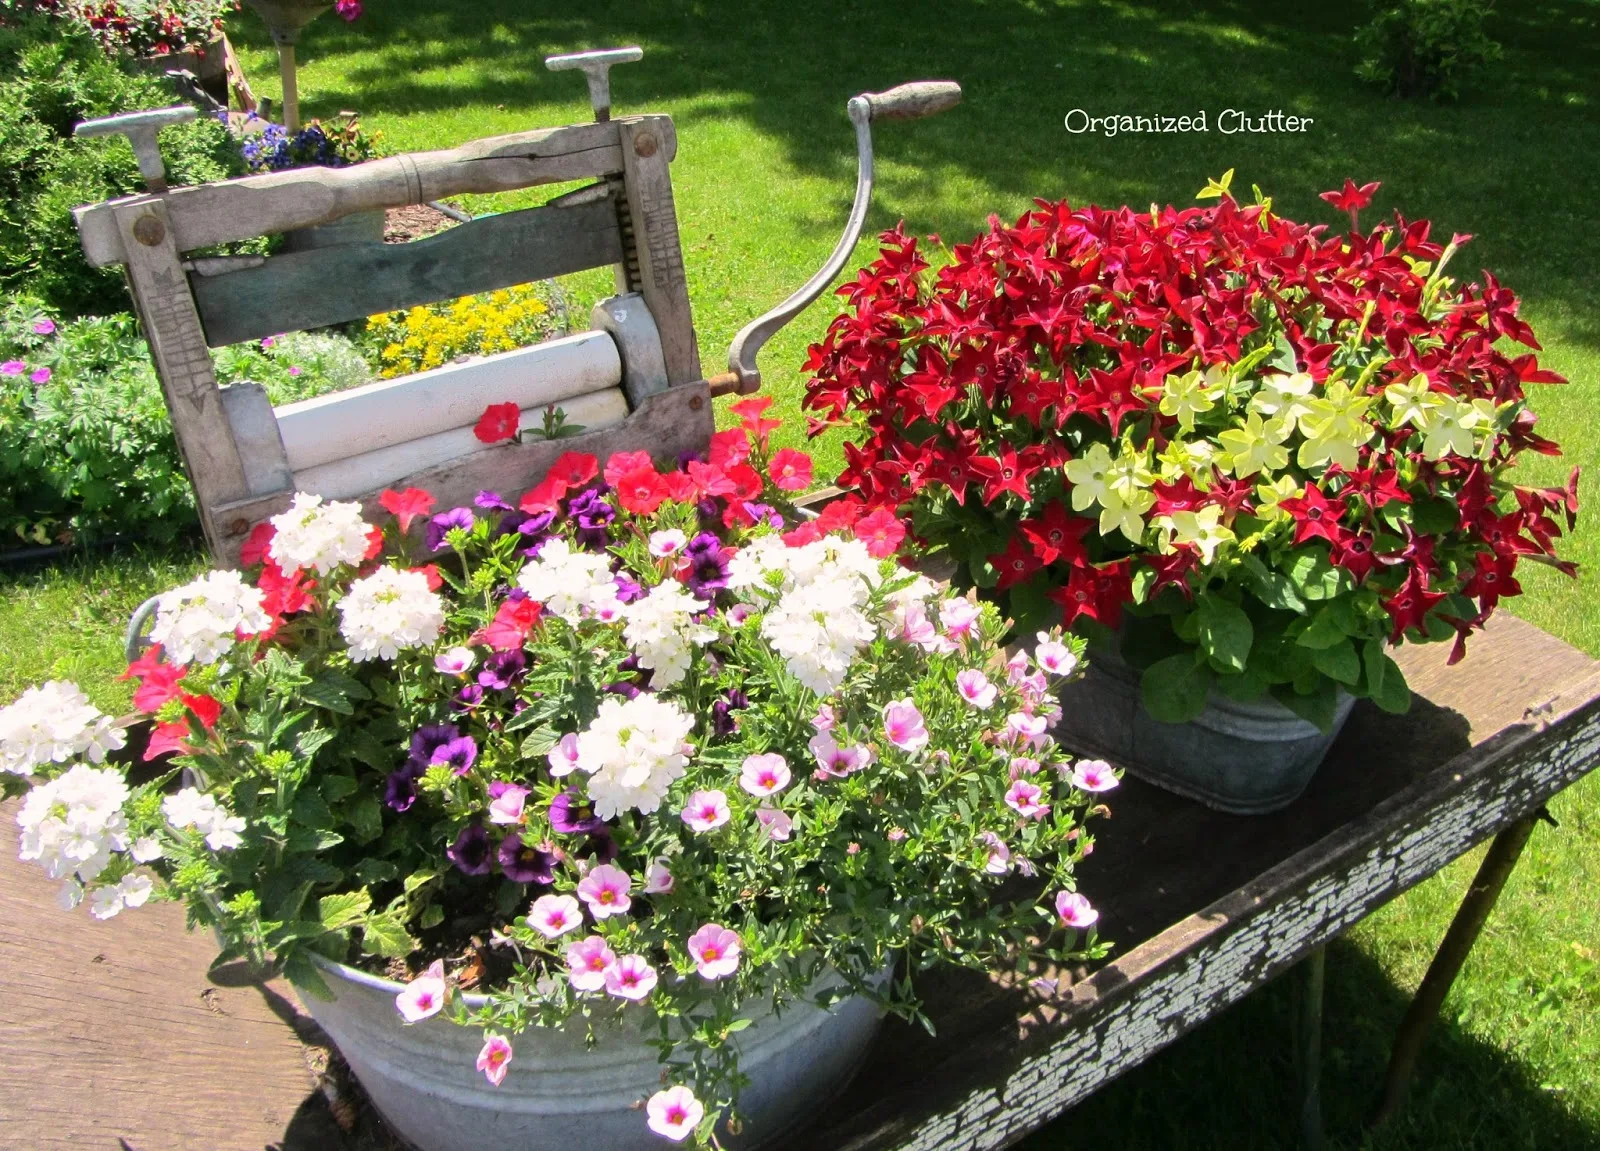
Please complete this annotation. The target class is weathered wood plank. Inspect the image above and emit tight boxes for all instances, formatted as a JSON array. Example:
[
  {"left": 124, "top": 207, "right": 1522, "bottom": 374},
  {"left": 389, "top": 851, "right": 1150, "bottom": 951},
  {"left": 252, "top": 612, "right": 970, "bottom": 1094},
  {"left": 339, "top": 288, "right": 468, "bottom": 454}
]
[
  {"left": 76, "top": 119, "right": 638, "bottom": 267},
  {"left": 271, "top": 330, "right": 622, "bottom": 473},
  {"left": 791, "top": 619, "right": 1600, "bottom": 1151},
  {"left": 112, "top": 198, "right": 250, "bottom": 558},
  {"left": 617, "top": 117, "right": 702, "bottom": 386},
  {"left": 191, "top": 198, "right": 624, "bottom": 347}
]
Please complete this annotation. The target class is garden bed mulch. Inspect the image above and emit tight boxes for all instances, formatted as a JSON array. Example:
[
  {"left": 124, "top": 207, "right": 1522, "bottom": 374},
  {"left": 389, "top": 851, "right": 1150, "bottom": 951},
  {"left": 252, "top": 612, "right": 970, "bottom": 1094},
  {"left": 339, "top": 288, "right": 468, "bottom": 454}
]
[{"left": 384, "top": 204, "right": 460, "bottom": 244}]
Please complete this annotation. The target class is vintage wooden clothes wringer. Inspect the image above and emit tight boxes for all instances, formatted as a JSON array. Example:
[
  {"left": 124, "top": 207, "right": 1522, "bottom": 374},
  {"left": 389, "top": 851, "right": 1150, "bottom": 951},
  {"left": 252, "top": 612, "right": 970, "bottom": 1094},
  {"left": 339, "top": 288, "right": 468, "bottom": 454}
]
[{"left": 71, "top": 49, "right": 960, "bottom": 565}]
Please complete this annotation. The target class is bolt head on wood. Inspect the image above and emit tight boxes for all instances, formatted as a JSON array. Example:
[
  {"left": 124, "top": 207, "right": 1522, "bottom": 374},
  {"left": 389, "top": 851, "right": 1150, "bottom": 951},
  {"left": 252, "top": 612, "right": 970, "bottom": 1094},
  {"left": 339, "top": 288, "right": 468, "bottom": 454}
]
[
  {"left": 132, "top": 215, "right": 167, "bottom": 247},
  {"left": 633, "top": 131, "right": 658, "bottom": 158}
]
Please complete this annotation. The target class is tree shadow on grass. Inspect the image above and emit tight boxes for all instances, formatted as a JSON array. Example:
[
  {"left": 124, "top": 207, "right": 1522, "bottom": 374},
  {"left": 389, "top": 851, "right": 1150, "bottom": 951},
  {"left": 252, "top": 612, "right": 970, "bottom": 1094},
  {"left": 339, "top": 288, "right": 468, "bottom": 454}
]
[
  {"left": 1019, "top": 935, "right": 1600, "bottom": 1151},
  {"left": 231, "top": 0, "right": 1600, "bottom": 348}
]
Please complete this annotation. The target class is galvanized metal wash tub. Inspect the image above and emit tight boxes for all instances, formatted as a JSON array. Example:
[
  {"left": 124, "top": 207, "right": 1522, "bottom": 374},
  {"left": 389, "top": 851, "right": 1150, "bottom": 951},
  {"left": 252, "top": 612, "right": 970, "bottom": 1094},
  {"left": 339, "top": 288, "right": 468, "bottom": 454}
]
[
  {"left": 295, "top": 954, "right": 887, "bottom": 1151},
  {"left": 1054, "top": 647, "right": 1356, "bottom": 815}
]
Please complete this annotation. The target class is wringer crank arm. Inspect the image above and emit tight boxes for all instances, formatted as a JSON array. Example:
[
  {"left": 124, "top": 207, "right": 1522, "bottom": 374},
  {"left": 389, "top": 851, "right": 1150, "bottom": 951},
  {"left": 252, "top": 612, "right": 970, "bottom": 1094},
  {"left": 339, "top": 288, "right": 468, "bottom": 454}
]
[{"left": 707, "top": 80, "right": 962, "bottom": 398}]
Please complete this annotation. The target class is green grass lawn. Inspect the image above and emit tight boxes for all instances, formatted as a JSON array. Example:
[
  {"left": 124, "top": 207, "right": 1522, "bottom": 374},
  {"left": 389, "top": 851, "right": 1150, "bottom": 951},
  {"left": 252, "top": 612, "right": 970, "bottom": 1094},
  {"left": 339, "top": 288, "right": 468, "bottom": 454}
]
[{"left": 5, "top": 0, "right": 1598, "bottom": 1146}]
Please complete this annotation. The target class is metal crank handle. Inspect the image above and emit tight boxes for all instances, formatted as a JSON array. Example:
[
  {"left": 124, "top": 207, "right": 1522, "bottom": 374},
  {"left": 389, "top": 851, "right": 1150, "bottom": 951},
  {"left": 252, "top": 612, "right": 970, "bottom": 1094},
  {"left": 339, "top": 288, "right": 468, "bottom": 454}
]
[
  {"left": 74, "top": 105, "right": 198, "bottom": 193},
  {"left": 709, "top": 80, "right": 961, "bottom": 398},
  {"left": 545, "top": 47, "right": 643, "bottom": 123}
]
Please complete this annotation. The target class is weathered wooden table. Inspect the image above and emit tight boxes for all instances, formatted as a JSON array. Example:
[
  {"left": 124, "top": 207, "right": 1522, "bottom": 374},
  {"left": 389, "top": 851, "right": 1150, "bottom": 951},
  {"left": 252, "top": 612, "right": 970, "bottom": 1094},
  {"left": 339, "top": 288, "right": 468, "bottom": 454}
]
[{"left": 2, "top": 613, "right": 1595, "bottom": 1150}]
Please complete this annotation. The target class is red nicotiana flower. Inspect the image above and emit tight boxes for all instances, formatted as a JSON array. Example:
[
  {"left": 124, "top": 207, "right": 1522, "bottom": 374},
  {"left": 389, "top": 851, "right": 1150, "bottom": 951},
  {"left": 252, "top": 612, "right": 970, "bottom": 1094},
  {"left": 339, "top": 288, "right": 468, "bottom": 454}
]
[
  {"left": 1277, "top": 485, "right": 1345, "bottom": 546},
  {"left": 1382, "top": 570, "right": 1447, "bottom": 644},
  {"left": 1017, "top": 502, "right": 1091, "bottom": 566},
  {"left": 987, "top": 534, "right": 1042, "bottom": 591},
  {"left": 474, "top": 402, "right": 521, "bottom": 444}
]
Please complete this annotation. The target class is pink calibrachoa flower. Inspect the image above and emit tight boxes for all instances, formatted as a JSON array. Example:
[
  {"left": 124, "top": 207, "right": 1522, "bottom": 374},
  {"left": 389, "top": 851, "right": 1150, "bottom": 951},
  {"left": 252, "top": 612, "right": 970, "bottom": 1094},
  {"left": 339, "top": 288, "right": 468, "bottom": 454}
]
[
  {"left": 956, "top": 668, "right": 997, "bottom": 709},
  {"left": 808, "top": 731, "right": 873, "bottom": 778},
  {"left": 811, "top": 701, "right": 836, "bottom": 732},
  {"left": 1071, "top": 759, "right": 1119, "bottom": 793},
  {"left": 939, "top": 596, "right": 982, "bottom": 640},
  {"left": 644, "top": 857, "right": 675, "bottom": 894},
  {"left": 577, "top": 863, "right": 633, "bottom": 919},
  {"left": 1055, "top": 890, "right": 1099, "bottom": 929},
  {"left": 487, "top": 783, "right": 529, "bottom": 824},
  {"left": 726, "top": 603, "right": 755, "bottom": 627},
  {"left": 686, "top": 923, "right": 742, "bottom": 980},
  {"left": 886, "top": 826, "right": 907, "bottom": 842},
  {"left": 0, "top": 361, "right": 23, "bottom": 376},
  {"left": 680, "top": 789, "right": 730, "bottom": 832},
  {"left": 1005, "top": 778, "right": 1051, "bottom": 820},
  {"left": 434, "top": 646, "right": 475, "bottom": 676},
  {"left": 756, "top": 807, "right": 793, "bottom": 841},
  {"left": 646, "top": 1085, "right": 705, "bottom": 1142},
  {"left": 1008, "top": 756, "right": 1041, "bottom": 778},
  {"left": 979, "top": 831, "right": 1011, "bottom": 875},
  {"left": 394, "top": 959, "right": 447, "bottom": 1022},
  {"left": 1005, "top": 711, "right": 1049, "bottom": 749},
  {"left": 528, "top": 893, "right": 583, "bottom": 938},
  {"left": 547, "top": 732, "right": 580, "bottom": 777},
  {"left": 1033, "top": 633, "right": 1078, "bottom": 677},
  {"left": 603, "top": 953, "right": 658, "bottom": 1000},
  {"left": 476, "top": 1033, "right": 513, "bottom": 1086},
  {"left": 28, "top": 367, "right": 50, "bottom": 385},
  {"left": 565, "top": 935, "right": 616, "bottom": 992},
  {"left": 648, "top": 529, "right": 687, "bottom": 558},
  {"left": 32, "top": 319, "right": 55, "bottom": 336},
  {"left": 739, "top": 752, "right": 791, "bottom": 797},
  {"left": 1005, "top": 649, "right": 1032, "bottom": 685},
  {"left": 882, "top": 698, "right": 929, "bottom": 752}
]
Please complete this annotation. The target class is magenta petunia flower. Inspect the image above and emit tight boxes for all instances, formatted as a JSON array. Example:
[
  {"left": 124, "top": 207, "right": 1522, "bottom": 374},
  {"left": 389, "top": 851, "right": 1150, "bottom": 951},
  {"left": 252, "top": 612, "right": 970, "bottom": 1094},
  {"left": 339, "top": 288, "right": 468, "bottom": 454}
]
[
  {"left": 1005, "top": 778, "right": 1051, "bottom": 820},
  {"left": 565, "top": 935, "right": 616, "bottom": 992},
  {"left": 956, "top": 669, "right": 997, "bottom": 709},
  {"left": 679, "top": 789, "right": 730, "bottom": 833},
  {"left": 686, "top": 923, "right": 741, "bottom": 981},
  {"left": 1072, "top": 759, "right": 1119, "bottom": 793},
  {"left": 1054, "top": 890, "right": 1098, "bottom": 929},
  {"left": 882, "top": 698, "right": 929, "bottom": 752},
  {"left": 738, "top": 753, "right": 790, "bottom": 797},
  {"left": 1, "top": 361, "right": 24, "bottom": 376},
  {"left": 528, "top": 893, "right": 582, "bottom": 938},
  {"left": 756, "top": 807, "right": 792, "bottom": 841},
  {"left": 646, "top": 1085, "right": 704, "bottom": 1142},
  {"left": 31, "top": 319, "right": 55, "bottom": 336},
  {"left": 576, "top": 863, "right": 632, "bottom": 919},
  {"left": 29, "top": 368, "right": 50, "bottom": 384},
  {"left": 476, "top": 1033, "right": 513, "bottom": 1086},
  {"left": 603, "top": 953, "right": 658, "bottom": 1000},
  {"left": 394, "top": 959, "right": 447, "bottom": 1023}
]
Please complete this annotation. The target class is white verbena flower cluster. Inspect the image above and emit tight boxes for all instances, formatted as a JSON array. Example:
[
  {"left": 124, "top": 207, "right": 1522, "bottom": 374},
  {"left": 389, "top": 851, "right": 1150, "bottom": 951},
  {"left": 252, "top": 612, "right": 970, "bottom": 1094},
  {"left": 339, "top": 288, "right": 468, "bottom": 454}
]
[
  {"left": 622, "top": 581, "right": 715, "bottom": 687},
  {"left": 338, "top": 567, "right": 447, "bottom": 662},
  {"left": 573, "top": 694, "right": 696, "bottom": 819},
  {"left": 0, "top": 680, "right": 125, "bottom": 776},
  {"left": 517, "top": 539, "right": 621, "bottom": 625},
  {"left": 269, "top": 493, "right": 373, "bottom": 575},
  {"left": 149, "top": 569, "right": 273, "bottom": 666},
  {"left": 163, "top": 787, "right": 247, "bottom": 851},
  {"left": 15, "top": 763, "right": 149, "bottom": 915},
  {"left": 732, "top": 534, "right": 901, "bottom": 694}
]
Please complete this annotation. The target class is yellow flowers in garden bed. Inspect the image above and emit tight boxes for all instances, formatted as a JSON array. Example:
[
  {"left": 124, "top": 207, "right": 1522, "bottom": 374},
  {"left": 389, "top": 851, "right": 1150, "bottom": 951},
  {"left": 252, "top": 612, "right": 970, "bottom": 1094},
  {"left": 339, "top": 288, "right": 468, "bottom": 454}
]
[{"left": 365, "top": 285, "right": 565, "bottom": 378}]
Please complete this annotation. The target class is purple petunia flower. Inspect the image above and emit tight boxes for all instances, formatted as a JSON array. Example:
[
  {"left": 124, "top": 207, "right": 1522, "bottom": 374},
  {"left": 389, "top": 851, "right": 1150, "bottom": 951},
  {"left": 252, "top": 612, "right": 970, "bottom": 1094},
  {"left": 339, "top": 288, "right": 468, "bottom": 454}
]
[
  {"left": 478, "top": 649, "right": 526, "bottom": 691},
  {"left": 711, "top": 689, "right": 749, "bottom": 739},
  {"left": 603, "top": 681, "right": 641, "bottom": 700},
  {"left": 32, "top": 319, "right": 55, "bottom": 336},
  {"left": 430, "top": 733, "right": 478, "bottom": 776},
  {"left": 742, "top": 502, "right": 784, "bottom": 529},
  {"left": 425, "top": 507, "right": 476, "bottom": 552},
  {"left": 567, "top": 488, "right": 616, "bottom": 550},
  {"left": 580, "top": 829, "right": 619, "bottom": 864},
  {"left": 409, "top": 724, "right": 460, "bottom": 769},
  {"left": 497, "top": 832, "right": 556, "bottom": 884},
  {"left": 549, "top": 790, "right": 605, "bottom": 835},
  {"left": 695, "top": 497, "right": 722, "bottom": 529},
  {"left": 475, "top": 489, "right": 511, "bottom": 511},
  {"left": 1, "top": 361, "right": 24, "bottom": 376},
  {"left": 517, "top": 509, "right": 557, "bottom": 555},
  {"left": 384, "top": 765, "right": 423, "bottom": 812},
  {"left": 612, "top": 573, "right": 645, "bottom": 604},
  {"left": 447, "top": 822, "right": 493, "bottom": 876},
  {"left": 29, "top": 368, "right": 50, "bottom": 385},
  {"left": 453, "top": 683, "right": 485, "bottom": 712},
  {"left": 684, "top": 533, "right": 730, "bottom": 600}
]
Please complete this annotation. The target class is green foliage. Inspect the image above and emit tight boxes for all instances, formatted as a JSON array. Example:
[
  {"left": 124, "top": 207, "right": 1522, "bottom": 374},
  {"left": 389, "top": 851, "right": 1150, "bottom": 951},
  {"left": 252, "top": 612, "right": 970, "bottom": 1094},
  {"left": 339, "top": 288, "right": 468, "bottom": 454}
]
[
  {"left": 1355, "top": 0, "right": 1503, "bottom": 101},
  {"left": 0, "top": 298, "right": 370, "bottom": 548},
  {"left": 0, "top": 9, "right": 242, "bottom": 316}
]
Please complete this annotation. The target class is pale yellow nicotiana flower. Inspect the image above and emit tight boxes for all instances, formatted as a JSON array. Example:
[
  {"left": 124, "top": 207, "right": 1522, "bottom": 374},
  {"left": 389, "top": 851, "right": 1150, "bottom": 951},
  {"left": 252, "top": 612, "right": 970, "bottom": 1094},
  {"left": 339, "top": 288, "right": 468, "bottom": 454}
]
[
  {"left": 1297, "top": 380, "right": 1376, "bottom": 471},
  {"left": 1383, "top": 373, "right": 1445, "bottom": 430},
  {"left": 1158, "top": 369, "right": 1223, "bottom": 431},
  {"left": 1419, "top": 396, "right": 1486, "bottom": 461},
  {"left": 1104, "top": 439, "right": 1155, "bottom": 505},
  {"left": 1156, "top": 437, "right": 1220, "bottom": 486},
  {"left": 1098, "top": 489, "right": 1156, "bottom": 545},
  {"left": 1254, "top": 474, "right": 1301, "bottom": 516},
  {"left": 1216, "top": 411, "right": 1291, "bottom": 478},
  {"left": 1162, "top": 504, "right": 1235, "bottom": 564},
  {"left": 1249, "top": 372, "right": 1318, "bottom": 432},
  {"left": 1065, "top": 442, "right": 1115, "bottom": 512}
]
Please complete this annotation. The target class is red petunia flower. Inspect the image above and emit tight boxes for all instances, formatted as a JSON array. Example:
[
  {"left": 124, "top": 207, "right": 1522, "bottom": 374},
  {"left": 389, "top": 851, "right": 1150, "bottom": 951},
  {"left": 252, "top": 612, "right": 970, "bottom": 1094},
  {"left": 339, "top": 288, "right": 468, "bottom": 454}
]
[
  {"left": 379, "top": 487, "right": 435, "bottom": 534},
  {"left": 471, "top": 596, "right": 542, "bottom": 651},
  {"left": 603, "top": 450, "right": 654, "bottom": 488},
  {"left": 238, "top": 521, "right": 275, "bottom": 568},
  {"left": 709, "top": 429, "right": 752, "bottom": 469},
  {"left": 615, "top": 465, "right": 669, "bottom": 516},
  {"left": 409, "top": 564, "right": 444, "bottom": 592},
  {"left": 547, "top": 452, "right": 599, "bottom": 489},
  {"left": 474, "top": 402, "right": 521, "bottom": 444},
  {"left": 854, "top": 507, "right": 907, "bottom": 558},
  {"left": 730, "top": 395, "right": 781, "bottom": 445},
  {"left": 768, "top": 449, "right": 814, "bottom": 492},
  {"left": 519, "top": 476, "right": 566, "bottom": 514}
]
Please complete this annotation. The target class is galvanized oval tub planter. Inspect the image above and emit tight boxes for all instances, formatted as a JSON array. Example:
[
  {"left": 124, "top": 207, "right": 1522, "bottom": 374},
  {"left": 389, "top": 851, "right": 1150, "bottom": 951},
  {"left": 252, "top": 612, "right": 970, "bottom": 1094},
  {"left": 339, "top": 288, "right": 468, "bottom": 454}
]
[
  {"left": 1053, "top": 644, "right": 1356, "bottom": 815},
  {"left": 294, "top": 954, "right": 887, "bottom": 1151}
]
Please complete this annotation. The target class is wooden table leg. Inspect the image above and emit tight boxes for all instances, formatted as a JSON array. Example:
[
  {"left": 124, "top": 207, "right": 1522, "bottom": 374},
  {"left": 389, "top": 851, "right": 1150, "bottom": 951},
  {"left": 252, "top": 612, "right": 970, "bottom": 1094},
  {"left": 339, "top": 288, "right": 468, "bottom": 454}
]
[
  {"left": 1368, "top": 812, "right": 1541, "bottom": 1128},
  {"left": 1297, "top": 945, "right": 1327, "bottom": 1151}
]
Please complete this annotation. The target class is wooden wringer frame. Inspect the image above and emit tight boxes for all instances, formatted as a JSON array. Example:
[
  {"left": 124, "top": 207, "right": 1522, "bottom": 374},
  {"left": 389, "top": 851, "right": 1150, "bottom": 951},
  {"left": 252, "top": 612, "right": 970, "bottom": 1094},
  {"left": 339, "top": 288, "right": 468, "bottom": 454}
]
[{"left": 71, "top": 49, "right": 961, "bottom": 565}]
